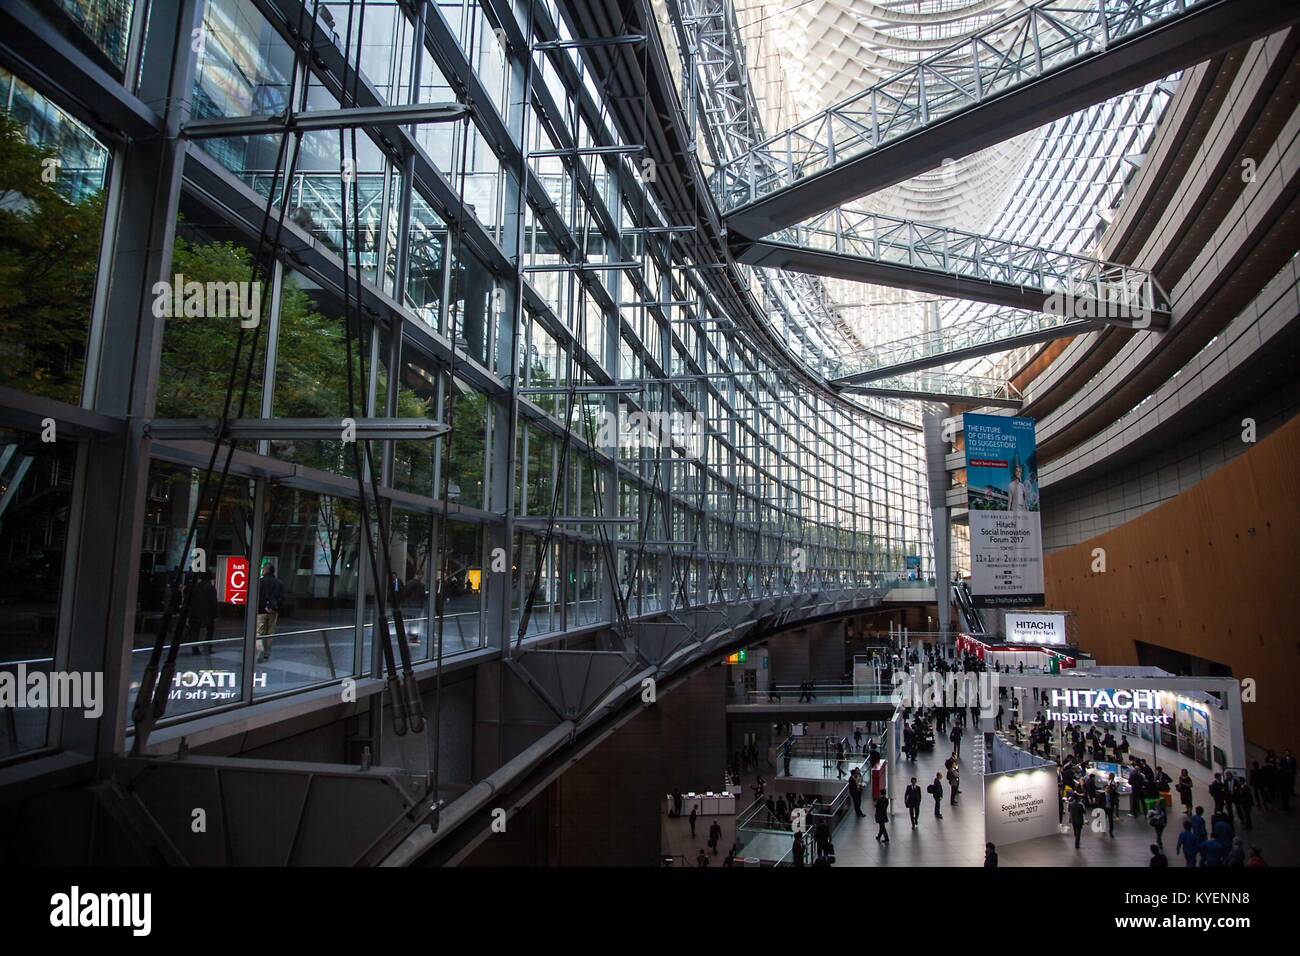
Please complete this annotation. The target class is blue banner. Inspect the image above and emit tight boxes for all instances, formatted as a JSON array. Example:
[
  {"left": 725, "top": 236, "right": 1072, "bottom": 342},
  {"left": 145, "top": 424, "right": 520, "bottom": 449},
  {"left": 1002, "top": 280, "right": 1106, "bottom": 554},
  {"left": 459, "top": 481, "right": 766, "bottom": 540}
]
[{"left": 963, "top": 414, "right": 1044, "bottom": 607}]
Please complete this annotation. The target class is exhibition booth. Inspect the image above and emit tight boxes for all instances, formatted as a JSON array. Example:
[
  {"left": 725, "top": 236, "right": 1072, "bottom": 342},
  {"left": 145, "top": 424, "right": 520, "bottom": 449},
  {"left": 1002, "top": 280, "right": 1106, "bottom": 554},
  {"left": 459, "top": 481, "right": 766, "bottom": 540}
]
[
  {"left": 1002, "top": 666, "right": 1246, "bottom": 777},
  {"left": 954, "top": 632, "right": 1090, "bottom": 673},
  {"left": 982, "top": 734, "right": 1061, "bottom": 846}
]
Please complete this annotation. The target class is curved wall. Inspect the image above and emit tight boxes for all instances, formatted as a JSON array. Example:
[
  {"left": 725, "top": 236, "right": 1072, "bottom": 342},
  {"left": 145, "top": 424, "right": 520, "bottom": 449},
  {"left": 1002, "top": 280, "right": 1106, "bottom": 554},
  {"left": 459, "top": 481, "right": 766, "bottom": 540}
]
[{"left": 1043, "top": 414, "right": 1300, "bottom": 753}]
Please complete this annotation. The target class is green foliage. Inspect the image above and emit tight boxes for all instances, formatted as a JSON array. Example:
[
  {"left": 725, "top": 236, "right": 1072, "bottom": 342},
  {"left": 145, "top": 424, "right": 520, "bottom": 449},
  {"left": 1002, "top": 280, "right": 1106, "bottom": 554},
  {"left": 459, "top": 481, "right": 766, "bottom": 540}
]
[{"left": 0, "top": 115, "right": 104, "bottom": 403}]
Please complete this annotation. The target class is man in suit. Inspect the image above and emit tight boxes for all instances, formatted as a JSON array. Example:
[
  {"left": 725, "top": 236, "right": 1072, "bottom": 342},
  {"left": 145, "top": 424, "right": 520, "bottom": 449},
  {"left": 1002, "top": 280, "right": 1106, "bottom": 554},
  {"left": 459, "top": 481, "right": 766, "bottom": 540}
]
[
  {"left": 1069, "top": 794, "right": 1087, "bottom": 849},
  {"left": 928, "top": 773, "right": 944, "bottom": 819},
  {"left": 904, "top": 777, "right": 923, "bottom": 828},
  {"left": 186, "top": 571, "right": 218, "bottom": 656}
]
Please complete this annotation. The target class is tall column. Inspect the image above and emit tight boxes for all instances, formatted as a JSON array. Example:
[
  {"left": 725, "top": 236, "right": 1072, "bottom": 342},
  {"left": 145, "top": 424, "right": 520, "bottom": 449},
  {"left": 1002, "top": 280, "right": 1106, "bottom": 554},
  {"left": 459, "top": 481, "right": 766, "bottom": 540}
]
[{"left": 922, "top": 407, "right": 952, "bottom": 642}]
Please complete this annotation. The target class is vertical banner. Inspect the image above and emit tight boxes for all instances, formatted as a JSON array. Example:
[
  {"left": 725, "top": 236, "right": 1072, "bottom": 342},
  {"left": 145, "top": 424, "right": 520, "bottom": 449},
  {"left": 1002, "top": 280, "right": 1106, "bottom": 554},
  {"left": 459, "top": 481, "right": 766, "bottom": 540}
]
[{"left": 963, "top": 414, "right": 1044, "bottom": 607}]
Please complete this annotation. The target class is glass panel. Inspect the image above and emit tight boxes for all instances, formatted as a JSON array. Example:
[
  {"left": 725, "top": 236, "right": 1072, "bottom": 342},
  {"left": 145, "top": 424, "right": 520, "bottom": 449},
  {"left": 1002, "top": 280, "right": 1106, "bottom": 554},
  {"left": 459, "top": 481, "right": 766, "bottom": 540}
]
[
  {"left": 192, "top": 0, "right": 294, "bottom": 178},
  {"left": 129, "top": 462, "right": 254, "bottom": 722},
  {"left": 53, "top": 0, "right": 135, "bottom": 71},
  {"left": 271, "top": 266, "right": 375, "bottom": 477},
  {"left": 385, "top": 509, "right": 433, "bottom": 663},
  {"left": 434, "top": 517, "right": 483, "bottom": 654},
  {"left": 155, "top": 200, "right": 268, "bottom": 418},
  {"left": 0, "top": 70, "right": 110, "bottom": 404},
  {"left": 0, "top": 429, "right": 77, "bottom": 757},
  {"left": 257, "top": 485, "right": 359, "bottom": 696}
]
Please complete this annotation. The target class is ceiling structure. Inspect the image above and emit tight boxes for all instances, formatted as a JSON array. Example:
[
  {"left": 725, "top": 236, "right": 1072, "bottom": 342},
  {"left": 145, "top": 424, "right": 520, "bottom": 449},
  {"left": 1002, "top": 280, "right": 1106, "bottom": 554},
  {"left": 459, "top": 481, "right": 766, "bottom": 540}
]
[{"left": 723, "top": 0, "right": 1178, "bottom": 383}]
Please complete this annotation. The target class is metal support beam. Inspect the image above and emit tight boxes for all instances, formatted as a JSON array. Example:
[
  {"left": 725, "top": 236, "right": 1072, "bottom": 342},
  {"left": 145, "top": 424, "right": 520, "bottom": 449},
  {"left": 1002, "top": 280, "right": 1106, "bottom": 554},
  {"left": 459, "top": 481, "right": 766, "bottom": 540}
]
[
  {"left": 830, "top": 312, "right": 1105, "bottom": 387},
  {"left": 719, "top": 0, "right": 1300, "bottom": 237},
  {"left": 736, "top": 210, "right": 1171, "bottom": 327},
  {"left": 182, "top": 102, "right": 468, "bottom": 139},
  {"left": 145, "top": 418, "right": 450, "bottom": 441},
  {"left": 838, "top": 371, "right": 1024, "bottom": 408}
]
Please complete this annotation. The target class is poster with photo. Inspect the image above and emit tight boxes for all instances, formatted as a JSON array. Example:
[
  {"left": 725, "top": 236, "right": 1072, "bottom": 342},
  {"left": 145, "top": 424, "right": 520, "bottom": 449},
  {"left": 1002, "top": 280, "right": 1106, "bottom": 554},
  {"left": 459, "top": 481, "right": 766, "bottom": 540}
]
[
  {"left": 1192, "top": 705, "right": 1211, "bottom": 768},
  {"left": 963, "top": 414, "right": 1044, "bottom": 607},
  {"left": 1159, "top": 694, "right": 1177, "bottom": 749},
  {"left": 1176, "top": 700, "right": 1195, "bottom": 758}
]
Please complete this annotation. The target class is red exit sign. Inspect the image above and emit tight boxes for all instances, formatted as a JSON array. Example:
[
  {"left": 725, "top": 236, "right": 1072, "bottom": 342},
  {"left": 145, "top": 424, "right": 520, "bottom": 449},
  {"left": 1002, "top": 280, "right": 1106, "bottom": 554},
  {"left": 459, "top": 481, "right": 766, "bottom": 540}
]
[{"left": 217, "top": 555, "right": 249, "bottom": 604}]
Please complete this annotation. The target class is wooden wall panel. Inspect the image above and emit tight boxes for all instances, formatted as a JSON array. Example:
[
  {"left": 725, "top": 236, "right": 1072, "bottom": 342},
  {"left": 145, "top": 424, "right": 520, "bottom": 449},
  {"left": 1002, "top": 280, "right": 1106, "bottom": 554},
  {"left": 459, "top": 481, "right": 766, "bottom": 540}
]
[{"left": 1043, "top": 413, "right": 1300, "bottom": 753}]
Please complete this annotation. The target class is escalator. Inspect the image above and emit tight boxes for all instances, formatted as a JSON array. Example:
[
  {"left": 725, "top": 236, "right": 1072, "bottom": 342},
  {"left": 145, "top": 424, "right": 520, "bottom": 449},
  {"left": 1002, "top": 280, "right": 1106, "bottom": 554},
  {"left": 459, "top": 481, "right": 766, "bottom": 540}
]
[{"left": 951, "top": 581, "right": 986, "bottom": 636}]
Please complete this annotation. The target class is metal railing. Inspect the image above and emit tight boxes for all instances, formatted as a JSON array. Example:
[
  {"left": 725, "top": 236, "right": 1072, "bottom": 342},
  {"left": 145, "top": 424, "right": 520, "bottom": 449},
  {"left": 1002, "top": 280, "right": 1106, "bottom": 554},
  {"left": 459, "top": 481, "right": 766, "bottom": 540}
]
[
  {"left": 731, "top": 683, "right": 895, "bottom": 705},
  {"left": 715, "top": 0, "right": 1215, "bottom": 217},
  {"left": 774, "top": 210, "right": 1167, "bottom": 329}
]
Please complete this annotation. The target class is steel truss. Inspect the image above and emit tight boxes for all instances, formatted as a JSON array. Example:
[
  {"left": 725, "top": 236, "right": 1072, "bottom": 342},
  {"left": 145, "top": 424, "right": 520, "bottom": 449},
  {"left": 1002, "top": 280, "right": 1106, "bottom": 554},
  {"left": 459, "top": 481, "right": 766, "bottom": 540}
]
[
  {"left": 828, "top": 310, "right": 1103, "bottom": 387},
  {"left": 838, "top": 370, "right": 1024, "bottom": 409},
  {"left": 735, "top": 208, "right": 1171, "bottom": 327},
  {"left": 715, "top": 0, "right": 1298, "bottom": 237}
]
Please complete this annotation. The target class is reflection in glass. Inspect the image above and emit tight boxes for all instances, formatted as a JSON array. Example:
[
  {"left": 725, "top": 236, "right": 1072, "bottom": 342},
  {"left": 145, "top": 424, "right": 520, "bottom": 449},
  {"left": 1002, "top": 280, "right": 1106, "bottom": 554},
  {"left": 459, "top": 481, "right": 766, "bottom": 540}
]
[
  {"left": 129, "top": 463, "right": 254, "bottom": 723},
  {"left": 155, "top": 214, "right": 267, "bottom": 418},
  {"left": 258, "top": 485, "right": 359, "bottom": 697},
  {"left": 0, "top": 429, "right": 76, "bottom": 757},
  {"left": 0, "top": 71, "right": 110, "bottom": 404}
]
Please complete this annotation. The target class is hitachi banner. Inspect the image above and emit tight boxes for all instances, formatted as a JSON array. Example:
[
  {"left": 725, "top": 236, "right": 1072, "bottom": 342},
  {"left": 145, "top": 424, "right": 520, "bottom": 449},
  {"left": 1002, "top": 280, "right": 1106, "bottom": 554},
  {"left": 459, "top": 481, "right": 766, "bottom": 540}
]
[{"left": 963, "top": 413, "right": 1044, "bottom": 607}]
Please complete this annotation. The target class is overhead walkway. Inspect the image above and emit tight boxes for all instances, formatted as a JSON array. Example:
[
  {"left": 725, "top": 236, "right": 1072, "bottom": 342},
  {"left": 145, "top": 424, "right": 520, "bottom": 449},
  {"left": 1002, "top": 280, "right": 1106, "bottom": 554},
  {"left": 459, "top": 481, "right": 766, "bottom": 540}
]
[
  {"left": 727, "top": 682, "right": 897, "bottom": 721},
  {"left": 733, "top": 211, "right": 1172, "bottom": 329},
  {"left": 837, "top": 370, "right": 1024, "bottom": 409},
  {"left": 716, "top": 0, "right": 1297, "bottom": 237},
  {"left": 827, "top": 311, "right": 1107, "bottom": 388}
]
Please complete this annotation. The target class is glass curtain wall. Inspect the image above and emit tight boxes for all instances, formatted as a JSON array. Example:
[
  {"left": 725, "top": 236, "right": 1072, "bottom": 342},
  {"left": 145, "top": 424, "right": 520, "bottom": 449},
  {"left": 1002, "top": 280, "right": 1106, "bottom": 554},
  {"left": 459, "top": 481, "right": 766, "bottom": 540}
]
[{"left": 0, "top": 0, "right": 932, "bottom": 753}]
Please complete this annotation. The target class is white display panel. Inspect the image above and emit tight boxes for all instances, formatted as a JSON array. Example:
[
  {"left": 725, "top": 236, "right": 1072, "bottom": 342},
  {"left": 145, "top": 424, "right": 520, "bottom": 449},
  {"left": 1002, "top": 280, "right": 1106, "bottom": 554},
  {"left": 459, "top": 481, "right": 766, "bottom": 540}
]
[
  {"left": 983, "top": 767, "right": 1060, "bottom": 846},
  {"left": 1006, "top": 612, "right": 1067, "bottom": 645}
]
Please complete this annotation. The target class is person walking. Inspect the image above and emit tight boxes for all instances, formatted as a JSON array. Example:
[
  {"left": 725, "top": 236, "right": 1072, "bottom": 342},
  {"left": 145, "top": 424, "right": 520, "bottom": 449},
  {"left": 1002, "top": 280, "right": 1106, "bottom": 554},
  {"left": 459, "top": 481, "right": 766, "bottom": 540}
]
[
  {"left": 1149, "top": 843, "right": 1169, "bottom": 867},
  {"left": 949, "top": 722, "right": 962, "bottom": 757},
  {"left": 1209, "top": 773, "right": 1227, "bottom": 817},
  {"left": 1147, "top": 799, "right": 1168, "bottom": 849},
  {"left": 782, "top": 738, "right": 792, "bottom": 777},
  {"left": 984, "top": 842, "right": 998, "bottom": 867},
  {"left": 255, "top": 563, "right": 284, "bottom": 662},
  {"left": 1175, "top": 820, "right": 1200, "bottom": 867},
  {"left": 1069, "top": 794, "right": 1086, "bottom": 849},
  {"left": 1176, "top": 769, "right": 1194, "bottom": 814},
  {"left": 1233, "top": 779, "right": 1254, "bottom": 830},
  {"left": 708, "top": 819, "right": 722, "bottom": 856},
  {"left": 905, "top": 777, "right": 922, "bottom": 829},
  {"left": 1280, "top": 751, "right": 1296, "bottom": 810},
  {"left": 928, "top": 773, "right": 944, "bottom": 819},
  {"left": 874, "top": 793, "right": 890, "bottom": 844},
  {"left": 688, "top": 804, "right": 698, "bottom": 839},
  {"left": 848, "top": 768, "right": 865, "bottom": 817},
  {"left": 186, "top": 570, "right": 219, "bottom": 656},
  {"left": 1103, "top": 779, "right": 1118, "bottom": 837},
  {"left": 1190, "top": 806, "right": 1207, "bottom": 842}
]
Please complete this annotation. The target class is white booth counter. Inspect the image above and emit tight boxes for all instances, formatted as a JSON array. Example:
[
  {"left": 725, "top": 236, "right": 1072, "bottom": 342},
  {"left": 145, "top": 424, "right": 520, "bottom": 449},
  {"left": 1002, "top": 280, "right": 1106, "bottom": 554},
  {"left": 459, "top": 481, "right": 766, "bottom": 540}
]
[{"left": 666, "top": 791, "right": 738, "bottom": 816}]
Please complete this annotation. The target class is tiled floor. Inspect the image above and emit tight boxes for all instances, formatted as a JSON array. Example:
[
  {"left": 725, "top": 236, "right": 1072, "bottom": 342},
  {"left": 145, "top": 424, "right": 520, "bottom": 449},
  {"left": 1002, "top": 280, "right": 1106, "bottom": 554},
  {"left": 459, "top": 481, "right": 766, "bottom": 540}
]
[{"left": 827, "top": 719, "right": 988, "bottom": 867}]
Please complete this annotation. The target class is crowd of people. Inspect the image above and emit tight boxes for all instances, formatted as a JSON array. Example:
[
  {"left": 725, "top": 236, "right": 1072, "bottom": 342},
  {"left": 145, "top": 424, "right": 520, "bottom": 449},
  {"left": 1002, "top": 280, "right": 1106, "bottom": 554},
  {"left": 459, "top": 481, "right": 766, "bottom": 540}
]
[{"left": 1022, "top": 705, "right": 1296, "bottom": 866}]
